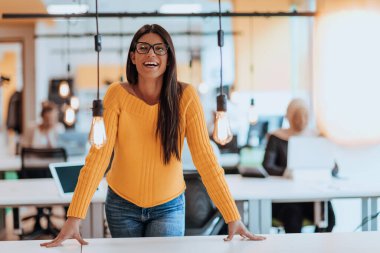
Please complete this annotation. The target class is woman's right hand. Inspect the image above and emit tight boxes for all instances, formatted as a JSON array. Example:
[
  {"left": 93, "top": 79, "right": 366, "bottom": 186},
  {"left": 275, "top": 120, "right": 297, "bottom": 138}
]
[{"left": 40, "top": 217, "right": 88, "bottom": 247}]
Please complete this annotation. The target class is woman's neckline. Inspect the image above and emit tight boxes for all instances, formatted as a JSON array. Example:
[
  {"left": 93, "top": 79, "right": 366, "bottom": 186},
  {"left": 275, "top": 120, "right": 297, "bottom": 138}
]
[{"left": 119, "top": 82, "right": 159, "bottom": 107}]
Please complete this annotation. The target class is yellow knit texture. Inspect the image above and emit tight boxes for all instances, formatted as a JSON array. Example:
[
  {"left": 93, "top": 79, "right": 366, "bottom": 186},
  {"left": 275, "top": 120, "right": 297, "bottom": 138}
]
[{"left": 67, "top": 82, "right": 241, "bottom": 223}]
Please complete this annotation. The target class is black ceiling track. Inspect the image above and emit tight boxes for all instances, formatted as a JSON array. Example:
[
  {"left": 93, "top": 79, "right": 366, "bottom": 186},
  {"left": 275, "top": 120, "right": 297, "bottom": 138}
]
[{"left": 2, "top": 11, "right": 316, "bottom": 19}]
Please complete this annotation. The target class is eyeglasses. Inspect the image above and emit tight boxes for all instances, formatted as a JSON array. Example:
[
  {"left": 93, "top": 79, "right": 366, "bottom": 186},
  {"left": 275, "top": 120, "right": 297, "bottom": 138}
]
[{"left": 135, "top": 42, "right": 169, "bottom": 56}]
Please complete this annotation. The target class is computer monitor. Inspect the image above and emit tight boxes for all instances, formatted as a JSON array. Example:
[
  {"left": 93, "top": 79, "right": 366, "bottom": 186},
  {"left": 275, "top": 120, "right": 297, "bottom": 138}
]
[{"left": 287, "top": 136, "right": 335, "bottom": 170}]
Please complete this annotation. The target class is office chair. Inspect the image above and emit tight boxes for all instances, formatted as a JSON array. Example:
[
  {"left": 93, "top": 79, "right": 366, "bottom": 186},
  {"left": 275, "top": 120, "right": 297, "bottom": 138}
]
[
  {"left": 14, "top": 147, "right": 67, "bottom": 239},
  {"left": 184, "top": 171, "right": 225, "bottom": 236}
]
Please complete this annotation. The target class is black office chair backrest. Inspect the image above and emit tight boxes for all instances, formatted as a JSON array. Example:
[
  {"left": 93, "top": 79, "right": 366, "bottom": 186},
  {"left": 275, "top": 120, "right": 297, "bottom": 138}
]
[
  {"left": 184, "top": 171, "right": 216, "bottom": 229},
  {"left": 20, "top": 147, "right": 67, "bottom": 179}
]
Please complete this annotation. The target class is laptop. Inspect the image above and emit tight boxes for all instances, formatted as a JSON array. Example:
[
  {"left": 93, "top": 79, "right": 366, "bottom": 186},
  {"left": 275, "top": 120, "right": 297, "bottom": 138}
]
[
  {"left": 49, "top": 162, "right": 91, "bottom": 198},
  {"left": 57, "top": 131, "right": 88, "bottom": 156},
  {"left": 287, "top": 136, "right": 335, "bottom": 171}
]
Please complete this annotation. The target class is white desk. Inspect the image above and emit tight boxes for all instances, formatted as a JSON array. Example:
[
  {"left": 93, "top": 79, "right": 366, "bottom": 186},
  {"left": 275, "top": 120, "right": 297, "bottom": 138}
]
[
  {"left": 81, "top": 232, "right": 380, "bottom": 253},
  {"left": 1, "top": 175, "right": 379, "bottom": 238},
  {"left": 0, "top": 154, "right": 86, "bottom": 173},
  {"left": 0, "top": 179, "right": 106, "bottom": 238},
  {"left": 226, "top": 175, "right": 380, "bottom": 233},
  {"left": 0, "top": 239, "right": 80, "bottom": 253}
]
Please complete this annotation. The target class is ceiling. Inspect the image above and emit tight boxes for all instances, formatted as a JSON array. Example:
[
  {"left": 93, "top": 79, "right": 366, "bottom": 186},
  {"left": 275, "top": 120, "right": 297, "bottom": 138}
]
[{"left": 0, "top": 0, "right": 47, "bottom": 24}]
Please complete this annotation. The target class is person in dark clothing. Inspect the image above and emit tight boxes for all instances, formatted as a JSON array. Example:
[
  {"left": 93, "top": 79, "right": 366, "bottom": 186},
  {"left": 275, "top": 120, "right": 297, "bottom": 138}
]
[{"left": 262, "top": 99, "right": 335, "bottom": 233}]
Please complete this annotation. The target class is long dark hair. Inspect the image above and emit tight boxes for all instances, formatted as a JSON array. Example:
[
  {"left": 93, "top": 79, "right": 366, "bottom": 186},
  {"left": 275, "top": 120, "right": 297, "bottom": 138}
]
[{"left": 126, "top": 24, "right": 183, "bottom": 164}]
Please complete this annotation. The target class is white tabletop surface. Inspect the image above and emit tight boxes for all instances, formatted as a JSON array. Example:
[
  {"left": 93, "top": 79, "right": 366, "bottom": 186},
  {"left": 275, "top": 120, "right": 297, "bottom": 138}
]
[
  {"left": 225, "top": 174, "right": 380, "bottom": 202},
  {"left": 0, "top": 239, "right": 80, "bottom": 253},
  {"left": 81, "top": 232, "right": 380, "bottom": 253},
  {"left": 1, "top": 174, "right": 380, "bottom": 207},
  {"left": 0, "top": 178, "right": 106, "bottom": 207}
]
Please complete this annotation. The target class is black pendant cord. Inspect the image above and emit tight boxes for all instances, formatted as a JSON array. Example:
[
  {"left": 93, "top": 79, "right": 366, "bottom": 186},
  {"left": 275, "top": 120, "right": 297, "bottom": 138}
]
[
  {"left": 216, "top": 0, "right": 226, "bottom": 112},
  {"left": 95, "top": 0, "right": 100, "bottom": 100},
  {"left": 92, "top": 0, "right": 103, "bottom": 117},
  {"left": 218, "top": 0, "right": 223, "bottom": 96},
  {"left": 97, "top": 47, "right": 99, "bottom": 100},
  {"left": 66, "top": 18, "right": 71, "bottom": 79},
  {"left": 249, "top": 17, "right": 253, "bottom": 89}
]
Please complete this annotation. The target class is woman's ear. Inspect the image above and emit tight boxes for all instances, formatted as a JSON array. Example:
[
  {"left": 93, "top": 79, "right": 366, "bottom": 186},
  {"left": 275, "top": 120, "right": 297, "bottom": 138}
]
[{"left": 130, "top": 52, "right": 136, "bottom": 64}]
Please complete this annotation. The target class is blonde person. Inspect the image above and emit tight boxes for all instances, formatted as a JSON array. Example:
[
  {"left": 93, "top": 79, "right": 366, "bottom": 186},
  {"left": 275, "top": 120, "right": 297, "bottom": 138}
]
[
  {"left": 41, "top": 24, "right": 265, "bottom": 247},
  {"left": 262, "top": 99, "right": 335, "bottom": 233}
]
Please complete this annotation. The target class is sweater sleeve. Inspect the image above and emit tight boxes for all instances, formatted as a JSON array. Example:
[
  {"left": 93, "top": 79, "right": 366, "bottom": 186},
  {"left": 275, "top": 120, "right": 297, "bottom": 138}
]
[
  {"left": 67, "top": 84, "right": 120, "bottom": 219},
  {"left": 184, "top": 86, "right": 241, "bottom": 223},
  {"left": 262, "top": 135, "right": 286, "bottom": 176}
]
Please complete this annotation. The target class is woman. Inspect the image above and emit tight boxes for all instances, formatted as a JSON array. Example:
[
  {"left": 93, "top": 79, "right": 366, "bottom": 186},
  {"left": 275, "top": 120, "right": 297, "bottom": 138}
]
[
  {"left": 23, "top": 101, "right": 65, "bottom": 148},
  {"left": 42, "top": 24, "right": 265, "bottom": 247},
  {"left": 262, "top": 99, "right": 335, "bottom": 233}
]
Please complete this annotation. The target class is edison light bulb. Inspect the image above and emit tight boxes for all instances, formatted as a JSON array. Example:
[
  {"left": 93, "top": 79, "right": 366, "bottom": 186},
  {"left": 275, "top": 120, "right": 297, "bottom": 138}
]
[
  {"left": 89, "top": 116, "right": 107, "bottom": 149},
  {"left": 59, "top": 81, "right": 70, "bottom": 98},
  {"left": 213, "top": 111, "right": 233, "bottom": 145},
  {"left": 64, "top": 106, "right": 76, "bottom": 126},
  {"left": 248, "top": 98, "right": 258, "bottom": 125},
  {"left": 70, "top": 96, "right": 80, "bottom": 110}
]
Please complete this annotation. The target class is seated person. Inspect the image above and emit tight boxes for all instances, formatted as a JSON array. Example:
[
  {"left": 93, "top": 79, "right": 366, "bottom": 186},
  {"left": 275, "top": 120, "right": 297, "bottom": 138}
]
[
  {"left": 18, "top": 101, "right": 66, "bottom": 234},
  {"left": 262, "top": 98, "right": 335, "bottom": 233},
  {"left": 22, "top": 101, "right": 65, "bottom": 148}
]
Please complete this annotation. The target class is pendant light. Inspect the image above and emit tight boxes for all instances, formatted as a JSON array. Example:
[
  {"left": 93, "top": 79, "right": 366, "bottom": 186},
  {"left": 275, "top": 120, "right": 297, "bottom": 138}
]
[
  {"left": 58, "top": 81, "right": 70, "bottom": 98},
  {"left": 88, "top": 0, "right": 107, "bottom": 149},
  {"left": 212, "top": 0, "right": 233, "bottom": 146},
  {"left": 247, "top": 17, "right": 258, "bottom": 125},
  {"left": 248, "top": 98, "right": 258, "bottom": 124},
  {"left": 63, "top": 104, "right": 76, "bottom": 126},
  {"left": 70, "top": 95, "right": 80, "bottom": 110},
  {"left": 59, "top": 19, "right": 72, "bottom": 98}
]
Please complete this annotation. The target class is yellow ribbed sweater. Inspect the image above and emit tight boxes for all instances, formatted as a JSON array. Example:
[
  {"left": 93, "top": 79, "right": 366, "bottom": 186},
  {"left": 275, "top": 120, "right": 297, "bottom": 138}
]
[{"left": 67, "top": 82, "right": 241, "bottom": 223}]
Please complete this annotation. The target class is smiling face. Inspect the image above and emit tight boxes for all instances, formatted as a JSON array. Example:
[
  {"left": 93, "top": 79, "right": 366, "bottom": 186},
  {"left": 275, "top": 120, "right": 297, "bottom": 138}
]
[{"left": 130, "top": 33, "right": 168, "bottom": 81}]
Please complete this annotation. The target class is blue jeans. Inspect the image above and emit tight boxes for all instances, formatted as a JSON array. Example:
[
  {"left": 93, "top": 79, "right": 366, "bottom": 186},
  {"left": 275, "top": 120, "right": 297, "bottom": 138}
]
[{"left": 105, "top": 187, "right": 185, "bottom": 238}]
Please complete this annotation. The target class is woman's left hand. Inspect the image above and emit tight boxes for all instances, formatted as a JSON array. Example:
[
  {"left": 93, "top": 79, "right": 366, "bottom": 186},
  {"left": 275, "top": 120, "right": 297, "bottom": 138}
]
[{"left": 224, "top": 220, "right": 266, "bottom": 241}]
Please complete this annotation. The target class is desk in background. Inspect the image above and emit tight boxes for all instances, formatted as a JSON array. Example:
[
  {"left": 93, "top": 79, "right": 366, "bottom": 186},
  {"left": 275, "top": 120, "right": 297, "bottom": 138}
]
[
  {"left": 1, "top": 175, "right": 379, "bottom": 238},
  {"left": 0, "top": 154, "right": 86, "bottom": 176},
  {"left": 0, "top": 179, "right": 106, "bottom": 238},
  {"left": 226, "top": 175, "right": 380, "bottom": 233}
]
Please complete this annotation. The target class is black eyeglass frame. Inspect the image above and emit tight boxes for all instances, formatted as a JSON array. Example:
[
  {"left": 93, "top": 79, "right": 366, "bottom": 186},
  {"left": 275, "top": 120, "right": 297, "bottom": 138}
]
[{"left": 134, "top": 42, "right": 169, "bottom": 56}]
